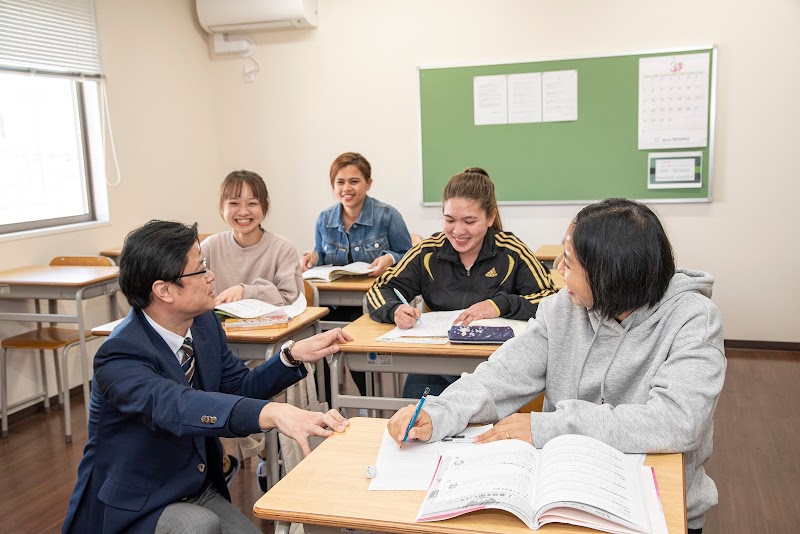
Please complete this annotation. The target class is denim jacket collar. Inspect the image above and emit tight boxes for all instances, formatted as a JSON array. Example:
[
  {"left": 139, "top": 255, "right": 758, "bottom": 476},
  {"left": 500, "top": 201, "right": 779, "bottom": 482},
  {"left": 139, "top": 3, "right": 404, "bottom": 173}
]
[{"left": 325, "top": 195, "right": 376, "bottom": 229}]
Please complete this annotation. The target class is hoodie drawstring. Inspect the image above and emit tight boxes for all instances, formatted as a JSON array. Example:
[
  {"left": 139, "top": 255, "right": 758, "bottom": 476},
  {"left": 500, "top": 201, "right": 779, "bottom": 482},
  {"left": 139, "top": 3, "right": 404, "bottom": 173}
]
[
  {"left": 599, "top": 318, "right": 635, "bottom": 404},
  {"left": 575, "top": 323, "right": 601, "bottom": 400}
]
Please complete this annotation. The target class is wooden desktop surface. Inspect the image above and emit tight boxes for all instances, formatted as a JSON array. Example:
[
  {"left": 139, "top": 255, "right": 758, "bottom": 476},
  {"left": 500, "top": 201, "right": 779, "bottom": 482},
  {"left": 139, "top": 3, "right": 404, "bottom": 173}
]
[
  {"left": 92, "top": 307, "right": 329, "bottom": 338},
  {"left": 253, "top": 417, "right": 687, "bottom": 533},
  {"left": 534, "top": 244, "right": 564, "bottom": 262},
  {"left": 340, "top": 314, "right": 497, "bottom": 357},
  {"left": 0, "top": 265, "right": 119, "bottom": 287},
  {"left": 309, "top": 275, "right": 375, "bottom": 292}
]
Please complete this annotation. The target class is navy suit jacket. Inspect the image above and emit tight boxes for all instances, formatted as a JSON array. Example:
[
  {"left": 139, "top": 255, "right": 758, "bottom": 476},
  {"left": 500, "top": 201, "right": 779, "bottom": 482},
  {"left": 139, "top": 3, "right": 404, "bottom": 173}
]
[{"left": 62, "top": 308, "right": 306, "bottom": 533}]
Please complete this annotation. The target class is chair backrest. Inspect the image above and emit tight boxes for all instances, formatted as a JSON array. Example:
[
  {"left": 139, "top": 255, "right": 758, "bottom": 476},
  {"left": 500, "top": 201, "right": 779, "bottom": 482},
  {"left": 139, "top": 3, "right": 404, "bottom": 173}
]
[
  {"left": 198, "top": 233, "right": 212, "bottom": 242},
  {"left": 410, "top": 232, "right": 423, "bottom": 246},
  {"left": 518, "top": 392, "right": 545, "bottom": 413},
  {"left": 50, "top": 256, "right": 115, "bottom": 267},
  {"left": 303, "top": 279, "right": 319, "bottom": 306}
]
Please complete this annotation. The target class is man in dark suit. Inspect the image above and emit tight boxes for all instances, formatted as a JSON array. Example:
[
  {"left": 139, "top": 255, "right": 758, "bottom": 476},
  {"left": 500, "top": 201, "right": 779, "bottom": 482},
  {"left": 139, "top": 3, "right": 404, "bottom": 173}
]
[{"left": 63, "top": 220, "right": 352, "bottom": 534}]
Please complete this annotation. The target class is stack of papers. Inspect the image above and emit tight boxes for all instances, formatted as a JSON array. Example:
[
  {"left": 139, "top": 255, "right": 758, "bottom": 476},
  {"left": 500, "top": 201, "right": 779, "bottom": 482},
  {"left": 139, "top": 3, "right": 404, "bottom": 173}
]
[{"left": 302, "top": 262, "right": 376, "bottom": 282}]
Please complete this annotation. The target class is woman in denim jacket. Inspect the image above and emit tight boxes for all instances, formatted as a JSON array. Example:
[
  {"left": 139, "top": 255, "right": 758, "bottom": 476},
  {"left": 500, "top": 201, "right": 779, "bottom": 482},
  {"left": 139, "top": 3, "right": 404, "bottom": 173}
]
[
  {"left": 302, "top": 152, "right": 412, "bottom": 277},
  {"left": 302, "top": 152, "right": 413, "bottom": 399}
]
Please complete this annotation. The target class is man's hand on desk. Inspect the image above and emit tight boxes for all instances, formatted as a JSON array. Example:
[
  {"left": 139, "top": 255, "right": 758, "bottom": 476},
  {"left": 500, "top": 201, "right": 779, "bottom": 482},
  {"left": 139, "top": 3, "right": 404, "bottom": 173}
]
[
  {"left": 292, "top": 328, "right": 353, "bottom": 362},
  {"left": 387, "top": 405, "right": 433, "bottom": 446},
  {"left": 259, "top": 404, "right": 349, "bottom": 456}
]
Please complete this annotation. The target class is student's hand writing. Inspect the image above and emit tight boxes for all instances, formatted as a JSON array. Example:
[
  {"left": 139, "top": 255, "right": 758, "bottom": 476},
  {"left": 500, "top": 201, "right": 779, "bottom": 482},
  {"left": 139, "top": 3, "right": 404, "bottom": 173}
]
[
  {"left": 394, "top": 304, "right": 421, "bottom": 329},
  {"left": 474, "top": 413, "right": 533, "bottom": 445},
  {"left": 292, "top": 328, "right": 353, "bottom": 362},
  {"left": 387, "top": 405, "right": 433, "bottom": 447},
  {"left": 368, "top": 255, "right": 394, "bottom": 277},
  {"left": 301, "top": 251, "right": 318, "bottom": 272},
  {"left": 454, "top": 300, "right": 499, "bottom": 326},
  {"left": 260, "top": 404, "right": 349, "bottom": 456},
  {"left": 214, "top": 284, "right": 245, "bottom": 306}
]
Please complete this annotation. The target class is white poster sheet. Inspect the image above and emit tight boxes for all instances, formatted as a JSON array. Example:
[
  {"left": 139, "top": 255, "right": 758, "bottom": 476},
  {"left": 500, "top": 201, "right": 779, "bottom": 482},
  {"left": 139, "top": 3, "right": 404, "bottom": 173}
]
[
  {"left": 473, "top": 75, "right": 508, "bottom": 125},
  {"left": 542, "top": 69, "right": 578, "bottom": 122}
]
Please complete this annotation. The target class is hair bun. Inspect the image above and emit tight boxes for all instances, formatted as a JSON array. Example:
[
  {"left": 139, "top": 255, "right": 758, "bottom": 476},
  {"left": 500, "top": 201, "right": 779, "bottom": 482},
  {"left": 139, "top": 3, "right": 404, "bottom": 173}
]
[{"left": 463, "top": 167, "right": 489, "bottom": 177}]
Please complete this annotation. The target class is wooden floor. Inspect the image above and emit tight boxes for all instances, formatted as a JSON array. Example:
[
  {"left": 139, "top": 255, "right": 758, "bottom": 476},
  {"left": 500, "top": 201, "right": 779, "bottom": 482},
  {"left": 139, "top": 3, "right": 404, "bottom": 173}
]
[{"left": 0, "top": 349, "right": 797, "bottom": 533}]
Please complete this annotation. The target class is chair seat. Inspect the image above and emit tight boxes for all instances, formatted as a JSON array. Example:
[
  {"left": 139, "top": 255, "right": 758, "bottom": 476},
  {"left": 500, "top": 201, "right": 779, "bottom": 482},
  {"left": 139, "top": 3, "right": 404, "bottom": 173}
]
[{"left": 2, "top": 327, "right": 94, "bottom": 350}]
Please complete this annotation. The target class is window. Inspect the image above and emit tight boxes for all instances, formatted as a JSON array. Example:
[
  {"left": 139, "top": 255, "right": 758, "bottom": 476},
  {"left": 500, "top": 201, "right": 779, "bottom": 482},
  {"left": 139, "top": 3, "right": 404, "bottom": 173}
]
[{"left": 0, "top": 0, "right": 107, "bottom": 236}]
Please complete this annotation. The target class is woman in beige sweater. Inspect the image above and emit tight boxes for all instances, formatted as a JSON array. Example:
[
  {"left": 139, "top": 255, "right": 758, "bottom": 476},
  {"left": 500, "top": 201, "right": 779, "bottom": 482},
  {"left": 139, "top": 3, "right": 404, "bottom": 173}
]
[{"left": 202, "top": 170, "right": 303, "bottom": 306}]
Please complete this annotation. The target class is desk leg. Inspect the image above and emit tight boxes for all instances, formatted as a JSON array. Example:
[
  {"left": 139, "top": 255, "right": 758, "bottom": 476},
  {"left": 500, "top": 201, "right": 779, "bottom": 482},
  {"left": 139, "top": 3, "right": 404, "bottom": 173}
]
[
  {"left": 273, "top": 521, "right": 290, "bottom": 534},
  {"left": 265, "top": 428, "right": 280, "bottom": 492},
  {"left": 329, "top": 353, "right": 342, "bottom": 411}
]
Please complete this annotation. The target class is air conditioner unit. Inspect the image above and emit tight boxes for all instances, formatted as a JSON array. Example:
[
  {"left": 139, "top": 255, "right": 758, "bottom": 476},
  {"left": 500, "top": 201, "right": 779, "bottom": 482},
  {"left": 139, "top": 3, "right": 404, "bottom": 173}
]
[{"left": 196, "top": 0, "right": 318, "bottom": 34}]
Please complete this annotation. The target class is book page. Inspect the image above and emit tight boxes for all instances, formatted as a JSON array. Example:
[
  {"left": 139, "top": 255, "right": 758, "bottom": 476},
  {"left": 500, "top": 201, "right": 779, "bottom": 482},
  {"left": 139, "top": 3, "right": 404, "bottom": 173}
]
[
  {"left": 214, "top": 299, "right": 282, "bottom": 319},
  {"left": 416, "top": 439, "right": 540, "bottom": 528},
  {"left": 369, "top": 425, "right": 491, "bottom": 490},
  {"left": 302, "top": 262, "right": 376, "bottom": 281},
  {"left": 534, "top": 435, "right": 649, "bottom": 532}
]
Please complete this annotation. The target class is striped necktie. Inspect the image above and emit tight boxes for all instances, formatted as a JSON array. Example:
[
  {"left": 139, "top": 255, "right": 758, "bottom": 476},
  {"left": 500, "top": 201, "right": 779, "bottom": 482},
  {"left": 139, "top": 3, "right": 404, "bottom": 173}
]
[{"left": 180, "top": 337, "right": 195, "bottom": 386}]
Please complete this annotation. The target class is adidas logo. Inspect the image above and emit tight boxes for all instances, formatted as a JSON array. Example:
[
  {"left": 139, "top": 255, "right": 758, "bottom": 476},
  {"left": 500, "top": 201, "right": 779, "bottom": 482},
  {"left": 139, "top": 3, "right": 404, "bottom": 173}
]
[{"left": 485, "top": 267, "right": 498, "bottom": 277}]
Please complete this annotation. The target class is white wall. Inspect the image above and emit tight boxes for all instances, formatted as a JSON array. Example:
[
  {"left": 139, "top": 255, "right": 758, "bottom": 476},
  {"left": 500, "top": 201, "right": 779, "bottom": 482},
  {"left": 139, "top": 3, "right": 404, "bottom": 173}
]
[
  {"left": 211, "top": 0, "right": 800, "bottom": 342},
  {"left": 1, "top": 0, "right": 797, "bottom": 414}
]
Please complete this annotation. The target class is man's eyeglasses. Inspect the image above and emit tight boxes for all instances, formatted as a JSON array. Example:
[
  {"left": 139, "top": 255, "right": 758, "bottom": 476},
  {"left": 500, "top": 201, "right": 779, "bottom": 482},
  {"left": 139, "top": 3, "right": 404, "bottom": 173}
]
[{"left": 176, "top": 257, "right": 208, "bottom": 280}]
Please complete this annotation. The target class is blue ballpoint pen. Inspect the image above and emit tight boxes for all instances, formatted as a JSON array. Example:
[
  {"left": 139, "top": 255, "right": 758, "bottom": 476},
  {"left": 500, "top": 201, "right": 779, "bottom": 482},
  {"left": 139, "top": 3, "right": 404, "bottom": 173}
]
[
  {"left": 393, "top": 288, "right": 423, "bottom": 325},
  {"left": 401, "top": 387, "right": 430, "bottom": 448}
]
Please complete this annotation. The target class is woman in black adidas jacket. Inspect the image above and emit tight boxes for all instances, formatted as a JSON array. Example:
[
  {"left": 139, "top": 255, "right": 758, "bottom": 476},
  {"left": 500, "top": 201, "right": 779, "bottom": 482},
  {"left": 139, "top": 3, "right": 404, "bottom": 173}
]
[{"left": 366, "top": 168, "right": 556, "bottom": 397}]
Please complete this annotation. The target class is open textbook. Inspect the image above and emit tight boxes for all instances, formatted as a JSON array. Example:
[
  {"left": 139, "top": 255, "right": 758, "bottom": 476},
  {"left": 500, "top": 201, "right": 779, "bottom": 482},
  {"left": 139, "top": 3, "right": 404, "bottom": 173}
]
[
  {"left": 377, "top": 310, "right": 529, "bottom": 343},
  {"left": 417, "top": 434, "right": 667, "bottom": 534},
  {"left": 302, "top": 262, "right": 376, "bottom": 282},
  {"left": 214, "top": 295, "right": 307, "bottom": 330}
]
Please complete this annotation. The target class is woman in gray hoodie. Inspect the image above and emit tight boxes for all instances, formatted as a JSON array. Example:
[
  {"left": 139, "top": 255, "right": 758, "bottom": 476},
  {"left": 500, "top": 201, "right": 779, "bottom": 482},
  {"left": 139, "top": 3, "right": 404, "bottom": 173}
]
[{"left": 388, "top": 198, "right": 725, "bottom": 533}]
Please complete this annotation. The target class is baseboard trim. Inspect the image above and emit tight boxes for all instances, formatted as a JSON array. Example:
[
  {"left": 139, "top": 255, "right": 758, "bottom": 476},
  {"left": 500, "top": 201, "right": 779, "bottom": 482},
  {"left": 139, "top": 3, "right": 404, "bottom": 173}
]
[
  {"left": 724, "top": 340, "right": 800, "bottom": 353},
  {"left": 7, "top": 384, "right": 88, "bottom": 426}
]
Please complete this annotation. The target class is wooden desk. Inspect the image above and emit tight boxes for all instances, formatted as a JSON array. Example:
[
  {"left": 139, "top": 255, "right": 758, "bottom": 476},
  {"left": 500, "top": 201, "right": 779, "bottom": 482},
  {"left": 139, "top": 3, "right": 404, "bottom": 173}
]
[
  {"left": 534, "top": 244, "right": 564, "bottom": 266},
  {"left": 332, "top": 315, "right": 498, "bottom": 412},
  {"left": 0, "top": 264, "right": 120, "bottom": 441},
  {"left": 254, "top": 417, "right": 687, "bottom": 534},
  {"left": 92, "top": 306, "right": 329, "bottom": 493},
  {"left": 0, "top": 265, "right": 120, "bottom": 371}
]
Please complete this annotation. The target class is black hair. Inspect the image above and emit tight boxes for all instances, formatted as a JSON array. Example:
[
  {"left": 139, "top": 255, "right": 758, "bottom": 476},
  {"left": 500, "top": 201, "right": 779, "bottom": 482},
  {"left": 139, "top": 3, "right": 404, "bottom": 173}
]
[
  {"left": 118, "top": 220, "right": 199, "bottom": 309},
  {"left": 572, "top": 198, "right": 675, "bottom": 319}
]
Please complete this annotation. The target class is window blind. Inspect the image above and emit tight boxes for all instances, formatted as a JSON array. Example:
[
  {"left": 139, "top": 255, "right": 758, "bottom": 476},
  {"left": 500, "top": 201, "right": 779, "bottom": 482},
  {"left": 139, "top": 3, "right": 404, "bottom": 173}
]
[{"left": 0, "top": 0, "right": 102, "bottom": 76}]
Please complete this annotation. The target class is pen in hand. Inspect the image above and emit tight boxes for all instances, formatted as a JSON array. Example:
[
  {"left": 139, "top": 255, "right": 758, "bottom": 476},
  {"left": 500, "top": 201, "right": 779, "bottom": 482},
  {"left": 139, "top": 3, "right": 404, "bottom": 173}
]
[
  {"left": 401, "top": 387, "right": 430, "bottom": 449},
  {"left": 393, "top": 288, "right": 423, "bottom": 325}
]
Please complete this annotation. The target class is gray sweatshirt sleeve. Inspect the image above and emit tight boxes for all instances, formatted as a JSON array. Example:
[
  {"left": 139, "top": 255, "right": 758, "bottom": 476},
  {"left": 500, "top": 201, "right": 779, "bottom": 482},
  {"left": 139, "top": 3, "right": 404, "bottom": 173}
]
[{"left": 424, "top": 315, "right": 550, "bottom": 442}]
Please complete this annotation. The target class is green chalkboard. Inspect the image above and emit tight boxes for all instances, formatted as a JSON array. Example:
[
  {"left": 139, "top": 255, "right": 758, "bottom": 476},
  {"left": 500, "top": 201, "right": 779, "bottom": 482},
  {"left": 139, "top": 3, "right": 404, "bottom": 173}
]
[{"left": 419, "top": 47, "right": 716, "bottom": 204}]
